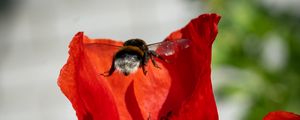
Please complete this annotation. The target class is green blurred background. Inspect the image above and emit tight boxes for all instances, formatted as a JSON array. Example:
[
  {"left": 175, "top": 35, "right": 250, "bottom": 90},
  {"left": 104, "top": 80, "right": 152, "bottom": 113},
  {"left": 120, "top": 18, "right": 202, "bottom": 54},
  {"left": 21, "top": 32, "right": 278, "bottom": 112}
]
[{"left": 203, "top": 0, "right": 300, "bottom": 119}]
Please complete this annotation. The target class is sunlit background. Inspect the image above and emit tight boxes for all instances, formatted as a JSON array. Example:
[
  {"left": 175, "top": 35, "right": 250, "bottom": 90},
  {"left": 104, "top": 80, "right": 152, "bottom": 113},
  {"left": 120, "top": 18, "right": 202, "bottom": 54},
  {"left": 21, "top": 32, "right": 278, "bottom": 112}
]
[{"left": 0, "top": 0, "right": 299, "bottom": 120}]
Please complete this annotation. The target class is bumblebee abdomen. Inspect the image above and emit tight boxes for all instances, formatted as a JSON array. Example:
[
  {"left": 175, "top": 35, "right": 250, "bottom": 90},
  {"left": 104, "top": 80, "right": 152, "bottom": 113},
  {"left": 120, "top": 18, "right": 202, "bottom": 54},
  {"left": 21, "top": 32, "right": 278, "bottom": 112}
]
[{"left": 113, "top": 46, "right": 144, "bottom": 76}]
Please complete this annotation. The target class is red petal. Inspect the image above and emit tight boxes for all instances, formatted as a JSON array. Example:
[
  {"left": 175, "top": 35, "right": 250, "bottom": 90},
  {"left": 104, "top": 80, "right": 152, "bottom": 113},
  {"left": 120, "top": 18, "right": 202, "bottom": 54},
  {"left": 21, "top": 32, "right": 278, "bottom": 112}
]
[
  {"left": 158, "top": 14, "right": 221, "bottom": 120},
  {"left": 263, "top": 111, "right": 300, "bottom": 120},
  {"left": 57, "top": 32, "right": 120, "bottom": 120},
  {"left": 58, "top": 32, "right": 172, "bottom": 119},
  {"left": 58, "top": 13, "right": 220, "bottom": 120}
]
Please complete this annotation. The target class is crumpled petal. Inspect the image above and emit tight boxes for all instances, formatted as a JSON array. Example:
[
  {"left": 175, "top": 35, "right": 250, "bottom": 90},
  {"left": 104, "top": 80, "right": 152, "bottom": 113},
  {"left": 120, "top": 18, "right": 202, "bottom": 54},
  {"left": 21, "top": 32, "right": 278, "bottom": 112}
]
[
  {"left": 58, "top": 13, "right": 220, "bottom": 120},
  {"left": 263, "top": 111, "right": 300, "bottom": 120},
  {"left": 159, "top": 13, "right": 220, "bottom": 120},
  {"left": 57, "top": 34, "right": 121, "bottom": 120}
]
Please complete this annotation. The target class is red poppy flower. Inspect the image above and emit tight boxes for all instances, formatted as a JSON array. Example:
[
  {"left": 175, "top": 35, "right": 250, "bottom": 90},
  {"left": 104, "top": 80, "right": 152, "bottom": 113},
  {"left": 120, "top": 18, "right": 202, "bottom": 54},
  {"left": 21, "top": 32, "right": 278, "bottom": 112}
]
[
  {"left": 58, "top": 13, "right": 221, "bottom": 120},
  {"left": 264, "top": 111, "right": 300, "bottom": 120}
]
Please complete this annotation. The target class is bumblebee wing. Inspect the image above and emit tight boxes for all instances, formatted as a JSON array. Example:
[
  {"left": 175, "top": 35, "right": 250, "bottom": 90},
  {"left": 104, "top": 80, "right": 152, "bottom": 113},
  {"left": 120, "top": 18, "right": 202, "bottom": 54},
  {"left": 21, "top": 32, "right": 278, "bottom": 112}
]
[{"left": 147, "top": 38, "right": 190, "bottom": 56}]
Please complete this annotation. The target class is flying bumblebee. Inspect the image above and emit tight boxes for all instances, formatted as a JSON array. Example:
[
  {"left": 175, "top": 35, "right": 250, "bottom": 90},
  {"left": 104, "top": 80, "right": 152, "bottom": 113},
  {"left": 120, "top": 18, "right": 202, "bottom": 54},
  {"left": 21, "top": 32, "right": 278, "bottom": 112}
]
[{"left": 100, "top": 38, "right": 190, "bottom": 76}]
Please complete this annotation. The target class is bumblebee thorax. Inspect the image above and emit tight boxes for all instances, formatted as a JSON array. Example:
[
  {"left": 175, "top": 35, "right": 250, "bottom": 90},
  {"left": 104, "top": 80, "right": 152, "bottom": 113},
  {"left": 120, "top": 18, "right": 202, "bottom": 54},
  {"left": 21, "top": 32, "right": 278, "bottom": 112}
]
[{"left": 117, "top": 46, "right": 144, "bottom": 57}]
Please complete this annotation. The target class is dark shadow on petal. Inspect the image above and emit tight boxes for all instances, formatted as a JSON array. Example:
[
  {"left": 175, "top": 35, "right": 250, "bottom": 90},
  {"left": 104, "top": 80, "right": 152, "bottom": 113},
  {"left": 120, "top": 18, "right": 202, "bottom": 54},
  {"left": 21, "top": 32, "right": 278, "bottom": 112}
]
[
  {"left": 125, "top": 81, "right": 144, "bottom": 120},
  {"left": 83, "top": 112, "right": 93, "bottom": 120}
]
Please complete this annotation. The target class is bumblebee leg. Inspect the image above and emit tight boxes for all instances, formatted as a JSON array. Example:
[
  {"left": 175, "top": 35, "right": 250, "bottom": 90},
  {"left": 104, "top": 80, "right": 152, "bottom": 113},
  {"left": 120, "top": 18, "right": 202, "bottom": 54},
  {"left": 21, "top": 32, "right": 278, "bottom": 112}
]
[
  {"left": 142, "top": 64, "right": 147, "bottom": 75},
  {"left": 100, "top": 67, "right": 115, "bottom": 77},
  {"left": 100, "top": 58, "right": 116, "bottom": 77},
  {"left": 150, "top": 55, "right": 161, "bottom": 69},
  {"left": 107, "top": 64, "right": 116, "bottom": 76},
  {"left": 141, "top": 52, "right": 149, "bottom": 75},
  {"left": 143, "top": 51, "right": 150, "bottom": 65},
  {"left": 149, "top": 50, "right": 169, "bottom": 63}
]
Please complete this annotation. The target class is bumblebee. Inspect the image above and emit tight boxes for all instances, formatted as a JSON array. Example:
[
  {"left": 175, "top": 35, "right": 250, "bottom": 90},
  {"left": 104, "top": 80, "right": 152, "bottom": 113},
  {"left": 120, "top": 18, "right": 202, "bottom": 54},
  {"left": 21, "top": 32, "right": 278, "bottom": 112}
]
[{"left": 101, "top": 38, "right": 189, "bottom": 76}]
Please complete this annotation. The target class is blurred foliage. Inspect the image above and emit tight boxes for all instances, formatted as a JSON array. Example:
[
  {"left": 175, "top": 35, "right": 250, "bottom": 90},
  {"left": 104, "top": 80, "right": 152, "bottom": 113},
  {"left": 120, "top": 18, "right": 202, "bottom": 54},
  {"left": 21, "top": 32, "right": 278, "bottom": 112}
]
[{"left": 201, "top": 0, "right": 300, "bottom": 119}]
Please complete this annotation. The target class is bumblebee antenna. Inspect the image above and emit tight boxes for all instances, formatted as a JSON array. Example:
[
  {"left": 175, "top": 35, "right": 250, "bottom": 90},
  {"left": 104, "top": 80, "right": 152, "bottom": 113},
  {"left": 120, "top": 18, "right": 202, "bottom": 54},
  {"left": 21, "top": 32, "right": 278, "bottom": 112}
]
[{"left": 98, "top": 43, "right": 122, "bottom": 47}]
